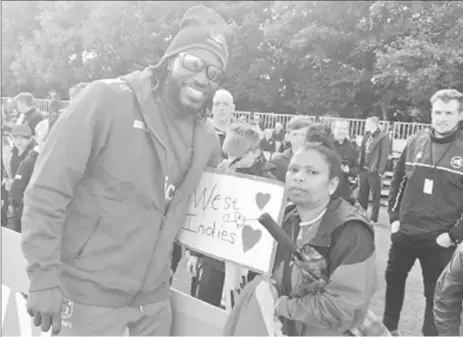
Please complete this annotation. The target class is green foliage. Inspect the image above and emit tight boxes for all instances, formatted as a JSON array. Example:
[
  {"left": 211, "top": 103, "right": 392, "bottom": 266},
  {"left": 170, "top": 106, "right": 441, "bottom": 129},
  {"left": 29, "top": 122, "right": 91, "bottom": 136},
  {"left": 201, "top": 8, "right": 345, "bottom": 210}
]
[{"left": 2, "top": 1, "right": 462, "bottom": 120}]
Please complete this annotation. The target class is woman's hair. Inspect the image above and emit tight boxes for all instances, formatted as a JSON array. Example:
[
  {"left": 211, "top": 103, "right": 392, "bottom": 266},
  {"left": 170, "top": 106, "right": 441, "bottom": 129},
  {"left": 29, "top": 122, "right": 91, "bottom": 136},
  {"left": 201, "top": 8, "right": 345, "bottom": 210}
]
[{"left": 303, "top": 123, "right": 341, "bottom": 180}]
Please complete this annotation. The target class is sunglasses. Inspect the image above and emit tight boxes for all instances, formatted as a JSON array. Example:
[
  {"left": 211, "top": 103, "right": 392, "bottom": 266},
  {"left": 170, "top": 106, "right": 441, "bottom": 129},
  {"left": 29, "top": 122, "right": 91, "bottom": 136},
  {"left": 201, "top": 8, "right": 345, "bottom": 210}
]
[{"left": 179, "top": 53, "right": 225, "bottom": 83}]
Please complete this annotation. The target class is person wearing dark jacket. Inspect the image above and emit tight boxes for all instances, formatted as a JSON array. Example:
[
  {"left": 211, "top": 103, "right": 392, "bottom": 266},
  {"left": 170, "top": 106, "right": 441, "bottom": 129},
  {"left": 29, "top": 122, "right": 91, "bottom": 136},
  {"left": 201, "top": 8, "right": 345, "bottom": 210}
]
[
  {"left": 357, "top": 116, "right": 390, "bottom": 222},
  {"left": 332, "top": 119, "right": 360, "bottom": 202},
  {"left": 5, "top": 125, "right": 36, "bottom": 232},
  {"left": 383, "top": 89, "right": 463, "bottom": 336},
  {"left": 14, "top": 92, "right": 44, "bottom": 137},
  {"left": 21, "top": 5, "right": 228, "bottom": 336},
  {"left": 433, "top": 244, "right": 463, "bottom": 336},
  {"left": 271, "top": 116, "right": 312, "bottom": 182},
  {"left": 270, "top": 132, "right": 380, "bottom": 336},
  {"left": 11, "top": 118, "right": 52, "bottom": 233},
  {"left": 186, "top": 123, "right": 277, "bottom": 308}
]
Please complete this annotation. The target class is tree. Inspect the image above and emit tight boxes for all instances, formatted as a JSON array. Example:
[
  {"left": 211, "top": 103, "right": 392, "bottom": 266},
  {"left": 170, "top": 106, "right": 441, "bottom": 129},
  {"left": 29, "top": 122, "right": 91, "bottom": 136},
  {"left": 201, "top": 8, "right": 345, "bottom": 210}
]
[
  {"left": 2, "top": 0, "right": 462, "bottom": 122},
  {"left": 369, "top": 1, "right": 463, "bottom": 121},
  {"left": 261, "top": 1, "right": 376, "bottom": 116},
  {"left": 1, "top": 1, "right": 42, "bottom": 96}
]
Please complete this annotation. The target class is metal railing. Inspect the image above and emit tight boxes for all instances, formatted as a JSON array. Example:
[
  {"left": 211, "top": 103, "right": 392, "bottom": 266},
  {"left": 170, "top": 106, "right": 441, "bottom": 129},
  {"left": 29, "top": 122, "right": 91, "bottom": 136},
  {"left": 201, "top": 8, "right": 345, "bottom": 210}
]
[{"left": 2, "top": 97, "right": 429, "bottom": 141}]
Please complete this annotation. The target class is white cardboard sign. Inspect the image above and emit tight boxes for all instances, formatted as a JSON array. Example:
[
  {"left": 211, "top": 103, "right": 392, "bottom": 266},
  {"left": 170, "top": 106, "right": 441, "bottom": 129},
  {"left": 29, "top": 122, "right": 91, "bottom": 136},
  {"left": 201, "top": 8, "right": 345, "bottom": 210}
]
[{"left": 176, "top": 168, "right": 286, "bottom": 274}]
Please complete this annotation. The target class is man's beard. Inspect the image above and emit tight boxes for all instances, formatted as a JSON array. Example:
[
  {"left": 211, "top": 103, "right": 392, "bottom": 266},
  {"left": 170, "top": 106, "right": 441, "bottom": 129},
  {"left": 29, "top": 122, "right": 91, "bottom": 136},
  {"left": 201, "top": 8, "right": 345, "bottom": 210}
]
[{"left": 164, "top": 75, "right": 207, "bottom": 116}]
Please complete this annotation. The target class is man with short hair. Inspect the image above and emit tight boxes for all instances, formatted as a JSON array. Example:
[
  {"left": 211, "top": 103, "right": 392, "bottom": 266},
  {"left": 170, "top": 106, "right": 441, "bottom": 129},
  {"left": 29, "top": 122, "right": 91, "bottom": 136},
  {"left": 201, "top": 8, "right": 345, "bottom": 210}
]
[
  {"left": 211, "top": 89, "right": 234, "bottom": 145},
  {"left": 21, "top": 4, "right": 229, "bottom": 336},
  {"left": 357, "top": 116, "right": 389, "bottom": 222},
  {"left": 6, "top": 124, "right": 36, "bottom": 232},
  {"left": 433, "top": 244, "right": 463, "bottom": 336},
  {"left": 383, "top": 89, "right": 463, "bottom": 336},
  {"left": 273, "top": 122, "right": 286, "bottom": 152},
  {"left": 332, "top": 119, "right": 360, "bottom": 203},
  {"left": 270, "top": 116, "right": 312, "bottom": 182},
  {"left": 14, "top": 92, "right": 44, "bottom": 137}
]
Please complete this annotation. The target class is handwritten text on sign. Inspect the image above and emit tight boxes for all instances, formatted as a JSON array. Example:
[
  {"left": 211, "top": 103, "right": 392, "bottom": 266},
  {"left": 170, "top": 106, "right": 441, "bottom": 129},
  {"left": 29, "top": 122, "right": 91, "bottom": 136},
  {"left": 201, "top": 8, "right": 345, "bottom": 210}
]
[{"left": 177, "top": 169, "right": 286, "bottom": 274}]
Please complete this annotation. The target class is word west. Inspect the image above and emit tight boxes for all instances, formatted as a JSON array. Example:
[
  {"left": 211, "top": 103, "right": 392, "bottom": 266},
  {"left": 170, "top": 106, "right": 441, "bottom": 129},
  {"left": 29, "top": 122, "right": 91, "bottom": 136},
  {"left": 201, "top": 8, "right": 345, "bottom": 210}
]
[{"left": 182, "top": 183, "right": 252, "bottom": 245}]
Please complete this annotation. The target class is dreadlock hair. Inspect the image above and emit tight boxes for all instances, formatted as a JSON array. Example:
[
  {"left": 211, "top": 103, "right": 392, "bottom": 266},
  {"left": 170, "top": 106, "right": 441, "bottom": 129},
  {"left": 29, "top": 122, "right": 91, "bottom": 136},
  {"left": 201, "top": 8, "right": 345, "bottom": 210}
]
[{"left": 147, "top": 58, "right": 209, "bottom": 123}]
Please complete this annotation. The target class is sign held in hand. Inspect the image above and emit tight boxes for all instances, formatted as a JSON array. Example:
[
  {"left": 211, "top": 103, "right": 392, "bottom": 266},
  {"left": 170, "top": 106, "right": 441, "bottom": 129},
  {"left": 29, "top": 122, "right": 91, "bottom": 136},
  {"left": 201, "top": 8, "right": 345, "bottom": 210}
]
[{"left": 176, "top": 168, "right": 286, "bottom": 274}]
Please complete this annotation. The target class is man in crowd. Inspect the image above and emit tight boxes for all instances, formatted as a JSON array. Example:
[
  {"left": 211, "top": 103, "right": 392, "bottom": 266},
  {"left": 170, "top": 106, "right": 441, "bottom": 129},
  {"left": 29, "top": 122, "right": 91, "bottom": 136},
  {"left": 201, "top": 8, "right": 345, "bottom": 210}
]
[
  {"left": 273, "top": 122, "right": 286, "bottom": 152},
  {"left": 260, "top": 128, "right": 277, "bottom": 160},
  {"left": 11, "top": 116, "right": 51, "bottom": 233},
  {"left": 383, "top": 89, "right": 463, "bottom": 336},
  {"left": 332, "top": 119, "right": 360, "bottom": 203},
  {"left": 251, "top": 113, "right": 264, "bottom": 137},
  {"left": 357, "top": 116, "right": 389, "bottom": 222},
  {"left": 5, "top": 124, "right": 36, "bottom": 232},
  {"left": 211, "top": 88, "right": 234, "bottom": 146},
  {"left": 434, "top": 244, "right": 463, "bottom": 336},
  {"left": 21, "top": 4, "right": 228, "bottom": 335},
  {"left": 14, "top": 92, "right": 44, "bottom": 138},
  {"left": 271, "top": 116, "right": 311, "bottom": 182}
]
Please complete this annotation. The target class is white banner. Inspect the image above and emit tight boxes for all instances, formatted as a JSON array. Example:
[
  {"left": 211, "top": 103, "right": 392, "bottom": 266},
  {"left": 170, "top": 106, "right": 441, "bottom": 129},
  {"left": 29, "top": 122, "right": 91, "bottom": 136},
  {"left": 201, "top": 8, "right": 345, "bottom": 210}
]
[{"left": 177, "top": 169, "right": 286, "bottom": 274}]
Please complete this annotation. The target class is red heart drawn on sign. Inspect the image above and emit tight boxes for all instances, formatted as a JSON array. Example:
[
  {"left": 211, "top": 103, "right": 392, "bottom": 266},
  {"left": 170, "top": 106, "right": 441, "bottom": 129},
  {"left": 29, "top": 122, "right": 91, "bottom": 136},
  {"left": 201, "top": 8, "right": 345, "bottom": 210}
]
[
  {"left": 242, "top": 225, "right": 262, "bottom": 253},
  {"left": 255, "top": 193, "right": 271, "bottom": 210}
]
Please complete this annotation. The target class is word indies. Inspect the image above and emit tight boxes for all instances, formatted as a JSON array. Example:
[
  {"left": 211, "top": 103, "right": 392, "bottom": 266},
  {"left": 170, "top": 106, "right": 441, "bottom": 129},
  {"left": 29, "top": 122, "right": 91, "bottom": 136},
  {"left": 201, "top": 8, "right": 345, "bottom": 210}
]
[{"left": 183, "top": 213, "right": 237, "bottom": 244}]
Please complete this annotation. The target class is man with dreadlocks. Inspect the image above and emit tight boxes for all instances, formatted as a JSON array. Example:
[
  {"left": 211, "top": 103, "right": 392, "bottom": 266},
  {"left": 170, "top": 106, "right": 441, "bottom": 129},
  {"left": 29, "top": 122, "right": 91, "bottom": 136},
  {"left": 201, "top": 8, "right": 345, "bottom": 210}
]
[{"left": 21, "top": 5, "right": 228, "bottom": 336}]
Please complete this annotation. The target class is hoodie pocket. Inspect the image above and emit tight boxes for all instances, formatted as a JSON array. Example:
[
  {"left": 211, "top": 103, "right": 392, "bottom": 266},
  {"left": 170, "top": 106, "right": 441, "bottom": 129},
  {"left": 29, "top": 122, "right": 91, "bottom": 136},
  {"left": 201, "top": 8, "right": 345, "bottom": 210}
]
[{"left": 74, "top": 215, "right": 102, "bottom": 259}]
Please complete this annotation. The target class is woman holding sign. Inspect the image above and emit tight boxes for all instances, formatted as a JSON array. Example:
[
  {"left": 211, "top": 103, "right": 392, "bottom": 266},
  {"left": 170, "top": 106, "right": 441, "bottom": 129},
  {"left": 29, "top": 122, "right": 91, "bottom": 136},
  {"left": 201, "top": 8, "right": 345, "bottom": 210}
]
[
  {"left": 270, "top": 128, "right": 387, "bottom": 336},
  {"left": 225, "top": 128, "right": 388, "bottom": 336}
]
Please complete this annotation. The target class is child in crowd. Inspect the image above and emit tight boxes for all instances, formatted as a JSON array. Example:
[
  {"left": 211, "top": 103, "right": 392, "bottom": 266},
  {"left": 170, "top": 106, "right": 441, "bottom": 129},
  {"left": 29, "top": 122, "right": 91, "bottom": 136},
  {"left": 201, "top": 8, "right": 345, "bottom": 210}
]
[
  {"left": 260, "top": 128, "right": 277, "bottom": 160},
  {"left": 219, "top": 123, "right": 277, "bottom": 310}
]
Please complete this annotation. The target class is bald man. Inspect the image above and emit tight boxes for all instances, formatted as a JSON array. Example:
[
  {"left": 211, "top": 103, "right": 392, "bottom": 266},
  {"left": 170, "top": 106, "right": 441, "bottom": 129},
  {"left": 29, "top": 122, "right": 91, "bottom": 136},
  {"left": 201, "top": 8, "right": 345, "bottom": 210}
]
[{"left": 211, "top": 89, "right": 235, "bottom": 146}]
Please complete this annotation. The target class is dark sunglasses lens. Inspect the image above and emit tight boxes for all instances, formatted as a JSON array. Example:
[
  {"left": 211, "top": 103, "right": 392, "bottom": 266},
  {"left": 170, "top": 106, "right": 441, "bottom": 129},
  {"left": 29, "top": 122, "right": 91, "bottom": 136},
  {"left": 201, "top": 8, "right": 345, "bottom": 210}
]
[
  {"left": 207, "top": 66, "right": 225, "bottom": 82},
  {"left": 182, "top": 54, "right": 204, "bottom": 73}
]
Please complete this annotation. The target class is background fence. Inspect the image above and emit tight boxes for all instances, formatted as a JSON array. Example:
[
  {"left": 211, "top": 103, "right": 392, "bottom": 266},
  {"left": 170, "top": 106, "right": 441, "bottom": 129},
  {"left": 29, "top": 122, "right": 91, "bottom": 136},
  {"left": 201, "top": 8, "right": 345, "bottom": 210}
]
[{"left": 2, "top": 97, "right": 430, "bottom": 155}]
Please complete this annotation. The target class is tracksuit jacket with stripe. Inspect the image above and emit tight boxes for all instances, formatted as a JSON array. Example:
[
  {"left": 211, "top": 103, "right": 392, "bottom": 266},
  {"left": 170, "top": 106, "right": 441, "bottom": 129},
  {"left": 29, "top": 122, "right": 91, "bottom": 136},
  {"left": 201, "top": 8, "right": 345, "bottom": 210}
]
[{"left": 388, "top": 128, "right": 463, "bottom": 243}]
